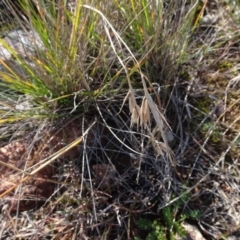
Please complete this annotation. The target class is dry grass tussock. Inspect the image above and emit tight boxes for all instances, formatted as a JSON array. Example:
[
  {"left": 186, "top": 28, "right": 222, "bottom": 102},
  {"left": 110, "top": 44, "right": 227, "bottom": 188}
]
[{"left": 0, "top": 0, "right": 239, "bottom": 239}]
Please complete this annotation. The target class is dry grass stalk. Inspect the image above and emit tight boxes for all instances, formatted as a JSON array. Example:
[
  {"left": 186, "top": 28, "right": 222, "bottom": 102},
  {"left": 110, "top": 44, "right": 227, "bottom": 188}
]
[{"left": 0, "top": 120, "right": 95, "bottom": 212}]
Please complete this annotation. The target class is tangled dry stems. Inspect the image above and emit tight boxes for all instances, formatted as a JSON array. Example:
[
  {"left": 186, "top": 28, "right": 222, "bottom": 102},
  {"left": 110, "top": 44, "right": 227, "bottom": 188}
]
[
  {"left": 0, "top": 0, "right": 240, "bottom": 239},
  {"left": 0, "top": 97, "right": 176, "bottom": 239}
]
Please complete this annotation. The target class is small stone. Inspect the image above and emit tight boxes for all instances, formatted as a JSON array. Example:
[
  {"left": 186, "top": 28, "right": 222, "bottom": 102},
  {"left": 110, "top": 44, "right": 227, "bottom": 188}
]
[{"left": 176, "top": 222, "right": 206, "bottom": 240}]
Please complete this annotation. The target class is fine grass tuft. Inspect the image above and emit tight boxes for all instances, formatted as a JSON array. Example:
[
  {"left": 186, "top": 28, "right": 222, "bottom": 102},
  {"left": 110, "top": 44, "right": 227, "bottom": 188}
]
[{"left": 0, "top": 0, "right": 240, "bottom": 239}]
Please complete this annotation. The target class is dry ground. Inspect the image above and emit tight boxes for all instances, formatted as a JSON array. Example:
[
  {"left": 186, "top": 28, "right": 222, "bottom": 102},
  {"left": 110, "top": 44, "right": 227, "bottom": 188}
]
[{"left": 0, "top": 1, "right": 240, "bottom": 239}]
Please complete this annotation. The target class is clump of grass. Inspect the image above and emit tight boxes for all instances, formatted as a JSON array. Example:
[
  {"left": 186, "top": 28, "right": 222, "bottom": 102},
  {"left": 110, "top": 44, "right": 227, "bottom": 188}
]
[
  {"left": 0, "top": 0, "right": 208, "bottom": 239},
  {"left": 0, "top": 0, "right": 240, "bottom": 239}
]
